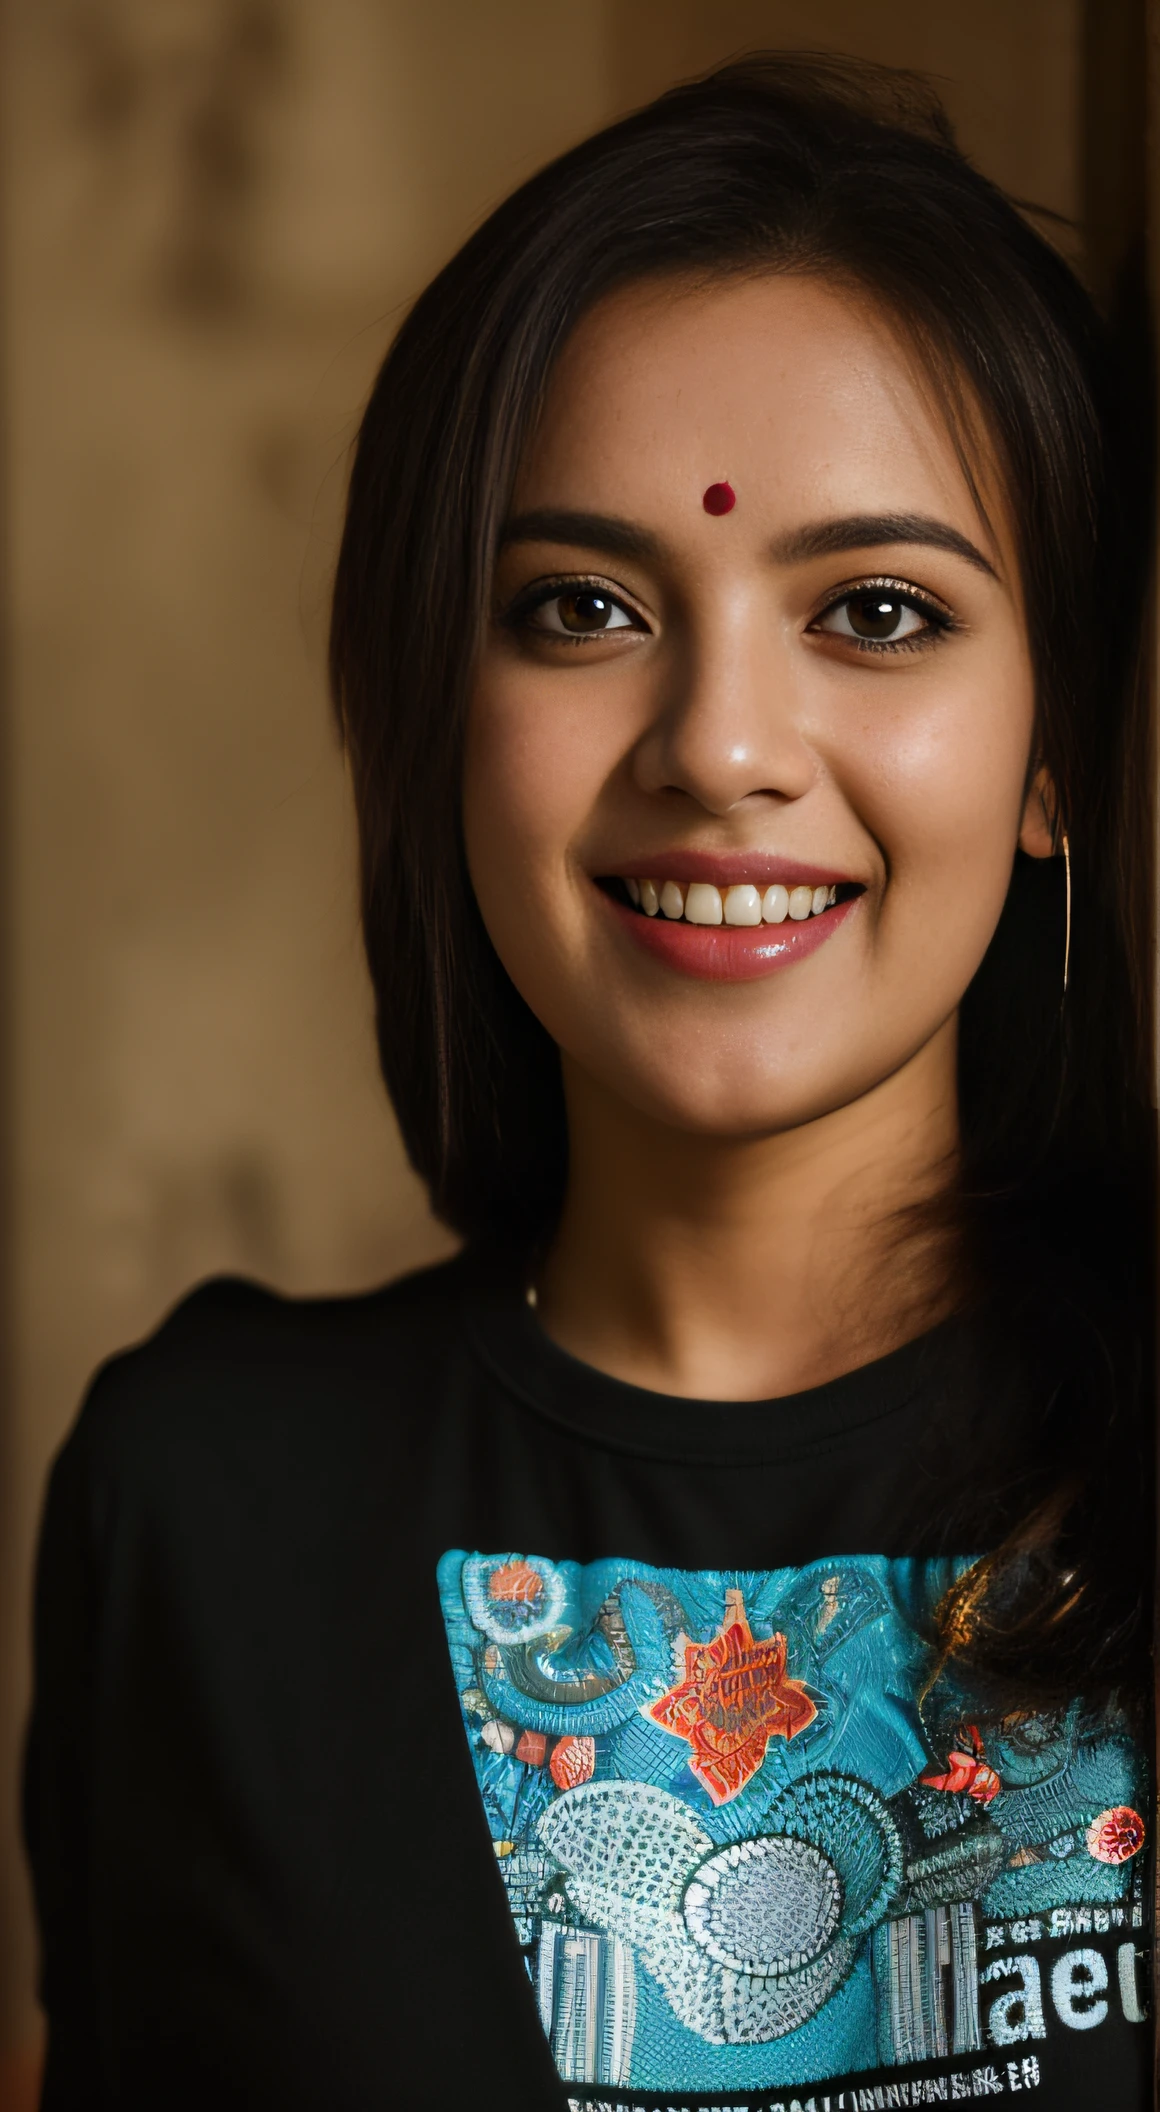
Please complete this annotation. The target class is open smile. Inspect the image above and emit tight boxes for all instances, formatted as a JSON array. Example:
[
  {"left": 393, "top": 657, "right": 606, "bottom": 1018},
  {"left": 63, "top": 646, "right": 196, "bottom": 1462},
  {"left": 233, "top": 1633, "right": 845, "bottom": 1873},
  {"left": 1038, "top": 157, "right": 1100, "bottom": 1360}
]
[{"left": 596, "top": 859, "right": 863, "bottom": 983}]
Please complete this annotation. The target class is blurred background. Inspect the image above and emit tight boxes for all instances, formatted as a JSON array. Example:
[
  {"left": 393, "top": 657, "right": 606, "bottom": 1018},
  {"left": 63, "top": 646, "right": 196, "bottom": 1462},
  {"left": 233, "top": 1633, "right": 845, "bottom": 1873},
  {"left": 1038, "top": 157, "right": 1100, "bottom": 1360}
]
[{"left": 0, "top": 0, "right": 1149, "bottom": 2099}]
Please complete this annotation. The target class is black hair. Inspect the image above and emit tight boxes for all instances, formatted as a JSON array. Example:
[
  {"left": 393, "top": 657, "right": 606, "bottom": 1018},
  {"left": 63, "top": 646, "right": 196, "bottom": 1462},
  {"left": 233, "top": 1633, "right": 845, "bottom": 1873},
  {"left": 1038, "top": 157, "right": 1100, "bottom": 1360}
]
[{"left": 330, "top": 53, "right": 1154, "bottom": 1700}]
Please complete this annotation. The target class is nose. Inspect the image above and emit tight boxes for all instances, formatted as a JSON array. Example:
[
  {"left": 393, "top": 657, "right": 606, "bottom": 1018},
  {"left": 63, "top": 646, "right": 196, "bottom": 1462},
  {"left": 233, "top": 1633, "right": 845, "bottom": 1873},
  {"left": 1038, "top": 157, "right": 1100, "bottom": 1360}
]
[{"left": 632, "top": 589, "right": 817, "bottom": 815}]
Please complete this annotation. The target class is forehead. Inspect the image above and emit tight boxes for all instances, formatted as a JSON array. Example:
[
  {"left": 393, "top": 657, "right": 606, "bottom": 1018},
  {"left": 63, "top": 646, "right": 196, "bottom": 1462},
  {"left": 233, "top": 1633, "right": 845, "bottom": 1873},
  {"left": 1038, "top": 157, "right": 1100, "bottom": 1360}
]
[{"left": 519, "top": 272, "right": 1005, "bottom": 549}]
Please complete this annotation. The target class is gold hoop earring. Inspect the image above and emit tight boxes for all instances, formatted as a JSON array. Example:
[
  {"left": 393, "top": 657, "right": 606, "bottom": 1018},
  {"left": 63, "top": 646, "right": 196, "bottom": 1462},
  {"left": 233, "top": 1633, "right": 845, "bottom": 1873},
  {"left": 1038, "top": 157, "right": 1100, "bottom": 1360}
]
[{"left": 1061, "top": 830, "right": 1071, "bottom": 1001}]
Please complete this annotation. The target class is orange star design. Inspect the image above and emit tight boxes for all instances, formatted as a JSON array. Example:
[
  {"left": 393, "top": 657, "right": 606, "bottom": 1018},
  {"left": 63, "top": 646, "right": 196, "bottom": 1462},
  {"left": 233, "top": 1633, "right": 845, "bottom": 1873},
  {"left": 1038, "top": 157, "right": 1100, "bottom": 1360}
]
[{"left": 646, "top": 1588, "right": 817, "bottom": 1805}]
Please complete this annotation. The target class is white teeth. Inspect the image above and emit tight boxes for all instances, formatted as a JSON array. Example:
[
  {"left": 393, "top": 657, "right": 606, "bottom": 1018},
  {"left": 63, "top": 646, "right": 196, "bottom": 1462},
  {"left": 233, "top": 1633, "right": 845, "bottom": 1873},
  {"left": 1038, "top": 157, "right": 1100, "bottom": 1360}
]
[
  {"left": 724, "top": 884, "right": 762, "bottom": 926},
  {"left": 685, "top": 882, "right": 723, "bottom": 925},
  {"left": 627, "top": 876, "right": 842, "bottom": 924},
  {"left": 659, "top": 880, "right": 685, "bottom": 919}
]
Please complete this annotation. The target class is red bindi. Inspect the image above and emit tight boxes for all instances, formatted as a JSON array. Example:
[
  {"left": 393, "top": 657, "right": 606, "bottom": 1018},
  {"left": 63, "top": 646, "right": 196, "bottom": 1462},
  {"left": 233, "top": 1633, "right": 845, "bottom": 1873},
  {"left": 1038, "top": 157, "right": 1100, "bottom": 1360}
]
[{"left": 702, "top": 480, "right": 736, "bottom": 515}]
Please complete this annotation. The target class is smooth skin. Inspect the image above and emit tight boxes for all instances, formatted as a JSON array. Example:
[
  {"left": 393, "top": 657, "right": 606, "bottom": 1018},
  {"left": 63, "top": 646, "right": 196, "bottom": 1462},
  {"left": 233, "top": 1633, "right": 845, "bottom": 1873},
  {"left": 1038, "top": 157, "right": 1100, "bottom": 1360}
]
[{"left": 464, "top": 272, "right": 1055, "bottom": 1402}]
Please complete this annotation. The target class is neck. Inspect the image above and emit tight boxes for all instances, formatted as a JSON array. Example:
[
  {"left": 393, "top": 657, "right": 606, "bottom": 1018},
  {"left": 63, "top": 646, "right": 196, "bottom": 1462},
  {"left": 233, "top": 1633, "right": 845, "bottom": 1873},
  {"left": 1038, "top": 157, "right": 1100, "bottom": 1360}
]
[{"left": 535, "top": 1020, "right": 962, "bottom": 1400}]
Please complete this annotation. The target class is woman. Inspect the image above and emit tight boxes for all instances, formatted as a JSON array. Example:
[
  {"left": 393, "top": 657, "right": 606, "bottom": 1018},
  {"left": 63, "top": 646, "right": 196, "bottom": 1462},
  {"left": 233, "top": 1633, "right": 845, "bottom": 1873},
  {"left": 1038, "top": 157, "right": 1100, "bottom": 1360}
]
[{"left": 25, "top": 53, "right": 1154, "bottom": 2112}]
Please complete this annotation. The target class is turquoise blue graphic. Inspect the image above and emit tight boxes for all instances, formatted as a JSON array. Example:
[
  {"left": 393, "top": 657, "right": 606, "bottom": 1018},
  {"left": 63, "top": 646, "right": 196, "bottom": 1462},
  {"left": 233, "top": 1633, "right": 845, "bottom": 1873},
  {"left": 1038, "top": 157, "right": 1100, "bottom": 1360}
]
[{"left": 437, "top": 1551, "right": 1146, "bottom": 2094}]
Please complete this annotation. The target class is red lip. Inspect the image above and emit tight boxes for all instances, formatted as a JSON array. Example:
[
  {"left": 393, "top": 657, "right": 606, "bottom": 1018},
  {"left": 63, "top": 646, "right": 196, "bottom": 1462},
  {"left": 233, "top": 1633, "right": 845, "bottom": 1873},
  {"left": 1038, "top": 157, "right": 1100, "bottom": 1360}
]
[
  {"left": 611, "top": 851, "right": 856, "bottom": 890},
  {"left": 604, "top": 888, "right": 858, "bottom": 982}
]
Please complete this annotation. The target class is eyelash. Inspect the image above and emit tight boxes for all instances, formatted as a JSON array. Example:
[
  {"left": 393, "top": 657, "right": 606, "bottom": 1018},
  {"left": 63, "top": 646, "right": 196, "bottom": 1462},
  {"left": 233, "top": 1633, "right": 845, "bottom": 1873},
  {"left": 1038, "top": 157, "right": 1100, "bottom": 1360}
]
[
  {"left": 504, "top": 575, "right": 646, "bottom": 645},
  {"left": 809, "top": 576, "right": 956, "bottom": 654},
  {"left": 503, "top": 573, "right": 957, "bottom": 651}
]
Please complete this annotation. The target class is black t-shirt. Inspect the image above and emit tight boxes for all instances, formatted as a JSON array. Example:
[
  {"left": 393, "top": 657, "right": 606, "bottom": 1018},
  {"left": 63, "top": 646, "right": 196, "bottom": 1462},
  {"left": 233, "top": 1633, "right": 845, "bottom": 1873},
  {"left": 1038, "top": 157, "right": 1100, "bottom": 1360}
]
[{"left": 24, "top": 1253, "right": 1152, "bottom": 2110}]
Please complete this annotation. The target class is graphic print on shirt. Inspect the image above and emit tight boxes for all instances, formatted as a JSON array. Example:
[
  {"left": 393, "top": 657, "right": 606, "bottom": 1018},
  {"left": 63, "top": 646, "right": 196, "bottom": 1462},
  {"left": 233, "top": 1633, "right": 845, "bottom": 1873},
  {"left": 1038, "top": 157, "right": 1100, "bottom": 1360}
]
[{"left": 437, "top": 1554, "right": 1148, "bottom": 2106}]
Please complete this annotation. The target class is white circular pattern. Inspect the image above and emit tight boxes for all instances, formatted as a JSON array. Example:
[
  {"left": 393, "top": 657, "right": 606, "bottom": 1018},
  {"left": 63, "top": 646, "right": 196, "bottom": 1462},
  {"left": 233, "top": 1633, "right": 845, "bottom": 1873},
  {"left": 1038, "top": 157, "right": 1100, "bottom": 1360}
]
[
  {"left": 461, "top": 1551, "right": 569, "bottom": 1645},
  {"left": 683, "top": 1834, "right": 842, "bottom": 1976}
]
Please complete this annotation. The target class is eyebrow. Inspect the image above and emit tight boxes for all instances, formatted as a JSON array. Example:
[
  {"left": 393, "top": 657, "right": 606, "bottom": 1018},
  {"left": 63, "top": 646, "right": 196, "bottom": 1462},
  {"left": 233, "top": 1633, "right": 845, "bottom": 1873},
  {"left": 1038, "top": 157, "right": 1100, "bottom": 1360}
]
[
  {"left": 499, "top": 509, "right": 663, "bottom": 562},
  {"left": 498, "top": 505, "right": 999, "bottom": 580},
  {"left": 772, "top": 512, "right": 999, "bottom": 579}
]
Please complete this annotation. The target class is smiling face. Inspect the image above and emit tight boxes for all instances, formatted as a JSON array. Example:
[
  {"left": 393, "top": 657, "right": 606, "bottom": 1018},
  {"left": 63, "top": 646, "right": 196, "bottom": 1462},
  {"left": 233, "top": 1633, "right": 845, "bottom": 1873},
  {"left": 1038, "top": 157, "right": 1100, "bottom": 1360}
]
[{"left": 463, "top": 272, "right": 1043, "bottom": 1143}]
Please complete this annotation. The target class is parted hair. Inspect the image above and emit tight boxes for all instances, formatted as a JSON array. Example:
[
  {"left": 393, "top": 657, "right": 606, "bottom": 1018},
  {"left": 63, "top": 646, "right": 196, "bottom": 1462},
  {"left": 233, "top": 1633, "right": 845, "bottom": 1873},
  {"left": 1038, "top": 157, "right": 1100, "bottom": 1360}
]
[{"left": 330, "top": 54, "right": 1153, "bottom": 1700}]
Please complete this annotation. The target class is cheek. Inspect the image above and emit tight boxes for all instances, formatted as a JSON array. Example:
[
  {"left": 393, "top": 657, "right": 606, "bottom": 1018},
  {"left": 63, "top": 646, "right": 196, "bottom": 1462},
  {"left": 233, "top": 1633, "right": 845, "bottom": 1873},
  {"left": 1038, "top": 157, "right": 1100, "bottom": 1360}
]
[
  {"left": 464, "top": 681, "right": 550, "bottom": 881},
  {"left": 843, "top": 656, "right": 1034, "bottom": 916},
  {"left": 462, "top": 668, "right": 599, "bottom": 923}
]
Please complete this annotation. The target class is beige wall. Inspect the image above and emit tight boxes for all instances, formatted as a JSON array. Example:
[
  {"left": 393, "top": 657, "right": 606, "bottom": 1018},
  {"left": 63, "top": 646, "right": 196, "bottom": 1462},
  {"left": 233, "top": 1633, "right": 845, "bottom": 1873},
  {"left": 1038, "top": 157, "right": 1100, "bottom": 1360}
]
[{"left": 0, "top": 0, "right": 1085, "bottom": 2082}]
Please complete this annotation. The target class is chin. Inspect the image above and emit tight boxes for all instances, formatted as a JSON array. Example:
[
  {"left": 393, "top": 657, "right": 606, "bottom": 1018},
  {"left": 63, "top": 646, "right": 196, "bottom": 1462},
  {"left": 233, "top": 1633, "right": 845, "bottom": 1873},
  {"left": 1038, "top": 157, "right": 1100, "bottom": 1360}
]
[{"left": 608, "top": 1056, "right": 879, "bottom": 1140}]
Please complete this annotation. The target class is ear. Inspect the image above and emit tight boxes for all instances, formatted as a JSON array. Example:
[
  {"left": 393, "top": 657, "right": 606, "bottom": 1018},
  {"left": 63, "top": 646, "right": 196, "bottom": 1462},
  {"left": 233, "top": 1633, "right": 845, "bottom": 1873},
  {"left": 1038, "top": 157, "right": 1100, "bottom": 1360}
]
[{"left": 1019, "top": 762, "right": 1060, "bottom": 860}]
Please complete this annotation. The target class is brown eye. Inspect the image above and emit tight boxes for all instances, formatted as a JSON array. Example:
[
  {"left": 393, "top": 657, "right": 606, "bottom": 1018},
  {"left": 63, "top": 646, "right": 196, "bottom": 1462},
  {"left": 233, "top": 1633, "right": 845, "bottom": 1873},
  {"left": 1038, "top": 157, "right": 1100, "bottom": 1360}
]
[
  {"left": 814, "top": 587, "right": 939, "bottom": 648},
  {"left": 846, "top": 593, "right": 911, "bottom": 639},
  {"left": 527, "top": 589, "right": 637, "bottom": 637},
  {"left": 560, "top": 591, "right": 617, "bottom": 632}
]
